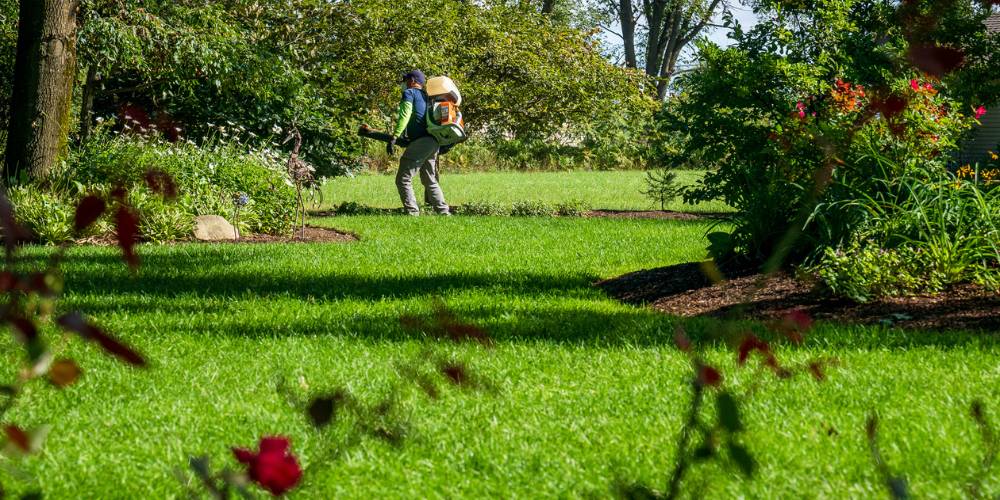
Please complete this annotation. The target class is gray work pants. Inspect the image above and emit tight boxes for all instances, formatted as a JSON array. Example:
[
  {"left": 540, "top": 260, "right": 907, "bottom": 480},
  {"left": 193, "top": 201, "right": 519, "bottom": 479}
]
[{"left": 395, "top": 136, "right": 450, "bottom": 215}]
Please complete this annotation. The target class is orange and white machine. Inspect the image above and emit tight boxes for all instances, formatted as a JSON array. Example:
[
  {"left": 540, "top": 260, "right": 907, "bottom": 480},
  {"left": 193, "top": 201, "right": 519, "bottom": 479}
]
[{"left": 425, "top": 76, "right": 468, "bottom": 146}]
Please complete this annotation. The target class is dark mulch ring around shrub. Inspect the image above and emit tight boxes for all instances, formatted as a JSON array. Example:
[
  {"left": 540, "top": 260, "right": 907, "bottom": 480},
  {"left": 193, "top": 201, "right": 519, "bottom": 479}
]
[{"left": 597, "top": 262, "right": 1000, "bottom": 332}]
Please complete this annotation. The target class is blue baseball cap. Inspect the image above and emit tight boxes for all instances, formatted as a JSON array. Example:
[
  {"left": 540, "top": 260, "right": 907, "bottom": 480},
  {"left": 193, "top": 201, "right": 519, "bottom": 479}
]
[{"left": 400, "top": 69, "right": 426, "bottom": 85}]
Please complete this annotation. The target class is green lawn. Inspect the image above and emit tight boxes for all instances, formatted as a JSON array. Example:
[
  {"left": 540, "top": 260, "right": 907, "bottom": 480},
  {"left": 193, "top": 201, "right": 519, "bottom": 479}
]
[
  {"left": 1, "top": 215, "right": 998, "bottom": 498},
  {"left": 320, "top": 170, "right": 731, "bottom": 213}
]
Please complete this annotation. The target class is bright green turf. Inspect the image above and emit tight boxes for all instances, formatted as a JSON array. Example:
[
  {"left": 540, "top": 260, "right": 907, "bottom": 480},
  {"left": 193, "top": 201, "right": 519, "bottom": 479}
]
[
  {"left": 320, "top": 170, "right": 731, "bottom": 213},
  {"left": 0, "top": 215, "right": 998, "bottom": 498}
]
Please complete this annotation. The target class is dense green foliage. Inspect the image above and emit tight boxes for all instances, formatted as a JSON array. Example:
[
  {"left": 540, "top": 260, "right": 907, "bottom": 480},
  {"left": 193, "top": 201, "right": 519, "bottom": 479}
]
[
  {"left": 70, "top": 135, "right": 296, "bottom": 236},
  {"left": 651, "top": 0, "right": 999, "bottom": 297},
  {"left": 812, "top": 165, "right": 1000, "bottom": 300},
  {"left": 0, "top": 0, "right": 651, "bottom": 175},
  {"left": 10, "top": 135, "right": 297, "bottom": 243},
  {"left": 1, "top": 215, "right": 998, "bottom": 496}
]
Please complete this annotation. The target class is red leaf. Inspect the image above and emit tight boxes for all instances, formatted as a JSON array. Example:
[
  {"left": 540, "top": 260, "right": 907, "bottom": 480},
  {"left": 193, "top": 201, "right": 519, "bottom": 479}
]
[
  {"left": 907, "top": 45, "right": 965, "bottom": 77},
  {"left": 9, "top": 316, "right": 38, "bottom": 342},
  {"left": 74, "top": 196, "right": 106, "bottom": 231},
  {"left": 114, "top": 206, "right": 140, "bottom": 269},
  {"left": 697, "top": 364, "right": 722, "bottom": 387},
  {"left": 56, "top": 312, "right": 146, "bottom": 367},
  {"left": 0, "top": 271, "right": 15, "bottom": 291},
  {"left": 4, "top": 425, "right": 29, "bottom": 452},
  {"left": 737, "top": 335, "right": 770, "bottom": 366},
  {"left": 144, "top": 169, "right": 177, "bottom": 200},
  {"left": 808, "top": 361, "right": 826, "bottom": 381}
]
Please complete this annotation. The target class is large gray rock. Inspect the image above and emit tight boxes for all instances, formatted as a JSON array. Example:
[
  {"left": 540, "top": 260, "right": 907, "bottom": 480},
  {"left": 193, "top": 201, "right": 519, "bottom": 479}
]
[{"left": 194, "top": 215, "right": 238, "bottom": 241}]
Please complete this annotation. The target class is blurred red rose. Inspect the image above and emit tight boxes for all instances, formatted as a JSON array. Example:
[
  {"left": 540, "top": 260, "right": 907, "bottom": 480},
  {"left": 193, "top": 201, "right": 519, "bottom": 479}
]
[{"left": 233, "top": 436, "right": 302, "bottom": 496}]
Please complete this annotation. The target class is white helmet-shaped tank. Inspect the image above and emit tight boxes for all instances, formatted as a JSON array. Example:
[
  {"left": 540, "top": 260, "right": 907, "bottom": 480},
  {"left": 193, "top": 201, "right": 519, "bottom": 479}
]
[{"left": 425, "top": 76, "right": 462, "bottom": 106}]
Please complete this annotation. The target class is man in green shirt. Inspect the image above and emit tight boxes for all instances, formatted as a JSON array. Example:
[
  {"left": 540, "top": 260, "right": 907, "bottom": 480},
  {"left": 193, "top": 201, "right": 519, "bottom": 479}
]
[{"left": 388, "top": 70, "right": 450, "bottom": 216}]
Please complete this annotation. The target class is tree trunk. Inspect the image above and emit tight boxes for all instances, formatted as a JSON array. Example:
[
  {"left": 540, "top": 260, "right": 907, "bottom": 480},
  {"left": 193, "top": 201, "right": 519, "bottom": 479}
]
[
  {"left": 4, "top": 0, "right": 80, "bottom": 183},
  {"left": 619, "top": 0, "right": 637, "bottom": 68},
  {"left": 541, "top": 0, "right": 556, "bottom": 14}
]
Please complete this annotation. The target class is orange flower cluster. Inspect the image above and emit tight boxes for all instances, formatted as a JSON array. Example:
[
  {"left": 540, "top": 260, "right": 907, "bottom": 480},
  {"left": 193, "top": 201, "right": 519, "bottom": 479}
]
[{"left": 831, "top": 79, "right": 866, "bottom": 112}]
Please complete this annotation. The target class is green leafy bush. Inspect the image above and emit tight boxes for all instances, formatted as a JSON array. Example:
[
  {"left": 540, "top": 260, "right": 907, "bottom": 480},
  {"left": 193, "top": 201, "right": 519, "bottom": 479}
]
[
  {"left": 333, "top": 202, "right": 402, "bottom": 216},
  {"left": 554, "top": 200, "right": 589, "bottom": 217},
  {"left": 814, "top": 244, "right": 943, "bottom": 302},
  {"left": 510, "top": 201, "right": 555, "bottom": 217},
  {"left": 126, "top": 188, "right": 195, "bottom": 243},
  {"left": 7, "top": 187, "right": 77, "bottom": 245},
  {"left": 454, "top": 201, "right": 509, "bottom": 216},
  {"left": 661, "top": 1, "right": 997, "bottom": 265},
  {"left": 69, "top": 135, "right": 296, "bottom": 235},
  {"left": 811, "top": 167, "right": 999, "bottom": 300}
]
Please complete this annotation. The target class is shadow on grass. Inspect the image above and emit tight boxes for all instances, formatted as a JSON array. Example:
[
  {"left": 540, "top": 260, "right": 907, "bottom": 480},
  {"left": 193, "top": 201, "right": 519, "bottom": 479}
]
[{"left": 42, "top": 249, "right": 1000, "bottom": 350}]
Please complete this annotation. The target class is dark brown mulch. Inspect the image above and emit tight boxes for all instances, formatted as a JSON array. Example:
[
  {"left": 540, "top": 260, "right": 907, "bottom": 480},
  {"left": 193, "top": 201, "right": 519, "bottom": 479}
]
[
  {"left": 584, "top": 209, "right": 728, "bottom": 221},
  {"left": 597, "top": 262, "right": 1000, "bottom": 332},
  {"left": 219, "top": 226, "right": 358, "bottom": 244}
]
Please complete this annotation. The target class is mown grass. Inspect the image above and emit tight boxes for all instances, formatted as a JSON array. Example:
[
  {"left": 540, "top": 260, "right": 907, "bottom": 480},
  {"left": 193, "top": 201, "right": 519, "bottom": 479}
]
[
  {"left": 0, "top": 215, "right": 998, "bottom": 498},
  {"left": 320, "top": 170, "right": 731, "bottom": 213}
]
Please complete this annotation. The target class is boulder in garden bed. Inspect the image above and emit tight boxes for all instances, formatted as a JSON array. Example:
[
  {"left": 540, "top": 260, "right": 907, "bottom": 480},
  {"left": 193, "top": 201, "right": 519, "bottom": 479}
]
[{"left": 194, "top": 215, "right": 238, "bottom": 241}]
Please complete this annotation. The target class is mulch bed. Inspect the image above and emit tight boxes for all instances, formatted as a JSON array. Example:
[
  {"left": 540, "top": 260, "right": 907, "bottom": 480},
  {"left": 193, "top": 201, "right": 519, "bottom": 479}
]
[
  {"left": 584, "top": 209, "right": 728, "bottom": 220},
  {"left": 215, "top": 226, "right": 358, "bottom": 244},
  {"left": 597, "top": 262, "right": 1000, "bottom": 332}
]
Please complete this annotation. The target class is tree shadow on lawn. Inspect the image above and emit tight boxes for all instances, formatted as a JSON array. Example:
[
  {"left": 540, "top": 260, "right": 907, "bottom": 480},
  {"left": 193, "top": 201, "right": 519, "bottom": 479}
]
[{"left": 50, "top": 252, "right": 1000, "bottom": 349}]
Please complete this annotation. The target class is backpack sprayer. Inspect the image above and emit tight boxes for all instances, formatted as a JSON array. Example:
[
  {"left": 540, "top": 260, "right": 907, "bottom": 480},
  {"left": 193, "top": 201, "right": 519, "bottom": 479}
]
[{"left": 358, "top": 76, "right": 467, "bottom": 150}]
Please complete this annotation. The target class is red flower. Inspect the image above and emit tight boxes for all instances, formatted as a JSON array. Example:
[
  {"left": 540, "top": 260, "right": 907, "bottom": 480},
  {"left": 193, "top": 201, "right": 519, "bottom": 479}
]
[
  {"left": 697, "top": 364, "right": 722, "bottom": 387},
  {"left": 975, "top": 105, "right": 987, "bottom": 120},
  {"left": 910, "top": 79, "right": 920, "bottom": 91},
  {"left": 233, "top": 436, "right": 302, "bottom": 496},
  {"left": 796, "top": 101, "right": 806, "bottom": 119}
]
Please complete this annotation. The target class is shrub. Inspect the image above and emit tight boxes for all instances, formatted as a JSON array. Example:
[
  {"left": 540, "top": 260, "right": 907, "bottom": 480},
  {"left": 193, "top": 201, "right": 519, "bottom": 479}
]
[
  {"left": 661, "top": 0, "right": 997, "bottom": 265},
  {"left": 333, "top": 202, "right": 402, "bottom": 216},
  {"left": 554, "top": 199, "right": 589, "bottom": 217},
  {"left": 510, "top": 200, "right": 555, "bottom": 217},
  {"left": 813, "top": 244, "right": 943, "bottom": 302},
  {"left": 454, "top": 201, "right": 509, "bottom": 216},
  {"left": 811, "top": 168, "right": 1000, "bottom": 300},
  {"left": 69, "top": 135, "right": 296, "bottom": 235},
  {"left": 7, "top": 187, "right": 77, "bottom": 244},
  {"left": 126, "top": 188, "right": 195, "bottom": 243}
]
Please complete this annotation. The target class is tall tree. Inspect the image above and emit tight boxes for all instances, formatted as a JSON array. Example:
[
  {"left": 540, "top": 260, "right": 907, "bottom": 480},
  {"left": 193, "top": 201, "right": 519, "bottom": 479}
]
[
  {"left": 602, "top": 0, "right": 728, "bottom": 99},
  {"left": 4, "top": 0, "right": 79, "bottom": 182}
]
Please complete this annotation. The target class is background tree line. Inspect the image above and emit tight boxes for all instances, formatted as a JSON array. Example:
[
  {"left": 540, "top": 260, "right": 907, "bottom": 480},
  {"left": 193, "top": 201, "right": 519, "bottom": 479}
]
[{"left": 0, "top": 0, "right": 677, "bottom": 181}]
